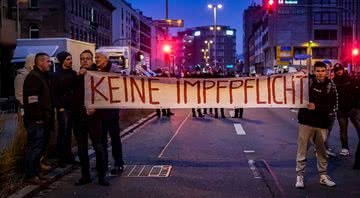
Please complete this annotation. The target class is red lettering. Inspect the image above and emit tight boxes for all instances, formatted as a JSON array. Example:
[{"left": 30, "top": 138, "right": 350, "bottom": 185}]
[
  {"left": 123, "top": 77, "right": 128, "bottom": 102},
  {"left": 203, "top": 80, "right": 216, "bottom": 103},
  {"left": 267, "top": 76, "right": 271, "bottom": 104},
  {"left": 108, "top": 76, "right": 121, "bottom": 104},
  {"left": 296, "top": 75, "right": 308, "bottom": 104},
  {"left": 184, "top": 80, "right": 201, "bottom": 104},
  {"left": 244, "top": 79, "right": 255, "bottom": 104},
  {"left": 256, "top": 78, "right": 266, "bottom": 104},
  {"left": 229, "top": 80, "right": 243, "bottom": 104},
  {"left": 216, "top": 80, "right": 228, "bottom": 103},
  {"left": 284, "top": 76, "right": 295, "bottom": 104},
  {"left": 272, "top": 76, "right": 283, "bottom": 104},
  {"left": 91, "top": 76, "right": 108, "bottom": 104},
  {"left": 130, "top": 77, "right": 145, "bottom": 103},
  {"left": 148, "top": 78, "right": 160, "bottom": 105},
  {"left": 177, "top": 80, "right": 180, "bottom": 104}
]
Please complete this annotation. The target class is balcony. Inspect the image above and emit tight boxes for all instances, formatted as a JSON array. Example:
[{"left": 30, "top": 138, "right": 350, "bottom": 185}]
[{"left": 0, "top": 18, "right": 16, "bottom": 46}]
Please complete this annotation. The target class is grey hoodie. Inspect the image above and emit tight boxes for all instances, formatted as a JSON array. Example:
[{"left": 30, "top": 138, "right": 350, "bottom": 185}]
[{"left": 14, "top": 54, "right": 35, "bottom": 105}]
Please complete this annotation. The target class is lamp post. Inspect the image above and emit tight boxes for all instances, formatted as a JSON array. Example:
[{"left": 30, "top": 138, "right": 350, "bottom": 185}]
[{"left": 208, "top": 3, "right": 222, "bottom": 70}]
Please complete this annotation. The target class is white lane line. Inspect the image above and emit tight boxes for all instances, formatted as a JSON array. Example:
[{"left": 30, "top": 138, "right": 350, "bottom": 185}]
[
  {"left": 158, "top": 112, "right": 191, "bottom": 158},
  {"left": 290, "top": 108, "right": 298, "bottom": 113},
  {"left": 234, "top": 123, "right": 246, "bottom": 135},
  {"left": 244, "top": 150, "right": 255, "bottom": 153}
]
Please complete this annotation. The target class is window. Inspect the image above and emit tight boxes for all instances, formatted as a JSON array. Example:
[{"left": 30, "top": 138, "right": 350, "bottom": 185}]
[
  {"left": 313, "top": 0, "right": 337, "bottom": 6},
  {"left": 314, "top": 29, "right": 337, "bottom": 40},
  {"left": 312, "top": 47, "right": 338, "bottom": 59},
  {"left": 313, "top": 12, "right": 337, "bottom": 25},
  {"left": 29, "top": 0, "right": 38, "bottom": 8},
  {"left": 29, "top": 25, "right": 39, "bottom": 38}
]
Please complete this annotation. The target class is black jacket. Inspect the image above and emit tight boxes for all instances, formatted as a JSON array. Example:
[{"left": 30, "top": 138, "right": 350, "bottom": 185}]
[
  {"left": 333, "top": 72, "right": 355, "bottom": 113},
  {"left": 23, "top": 67, "right": 53, "bottom": 122},
  {"left": 52, "top": 67, "right": 77, "bottom": 110},
  {"left": 298, "top": 76, "right": 337, "bottom": 129}
]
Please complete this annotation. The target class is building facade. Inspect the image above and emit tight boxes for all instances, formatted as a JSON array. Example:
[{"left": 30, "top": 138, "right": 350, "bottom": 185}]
[
  {"left": 244, "top": 0, "right": 360, "bottom": 74},
  {"left": 12, "top": 0, "right": 115, "bottom": 47},
  {"left": 176, "top": 25, "right": 237, "bottom": 72}
]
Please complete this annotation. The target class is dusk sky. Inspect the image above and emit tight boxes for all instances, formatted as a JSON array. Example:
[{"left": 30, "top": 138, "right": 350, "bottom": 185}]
[{"left": 126, "top": 0, "right": 263, "bottom": 55}]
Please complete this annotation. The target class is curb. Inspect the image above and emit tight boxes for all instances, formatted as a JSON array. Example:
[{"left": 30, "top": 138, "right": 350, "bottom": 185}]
[{"left": 8, "top": 112, "right": 156, "bottom": 198}]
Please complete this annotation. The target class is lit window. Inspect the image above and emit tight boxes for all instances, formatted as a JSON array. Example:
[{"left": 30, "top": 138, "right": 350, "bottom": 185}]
[
  {"left": 194, "top": 31, "right": 201, "bottom": 36},
  {"left": 226, "top": 30, "right": 234, "bottom": 36},
  {"left": 29, "top": 25, "right": 39, "bottom": 38}
]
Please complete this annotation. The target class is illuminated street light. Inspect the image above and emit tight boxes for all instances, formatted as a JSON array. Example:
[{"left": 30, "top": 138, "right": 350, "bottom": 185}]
[{"left": 208, "top": 3, "right": 223, "bottom": 69}]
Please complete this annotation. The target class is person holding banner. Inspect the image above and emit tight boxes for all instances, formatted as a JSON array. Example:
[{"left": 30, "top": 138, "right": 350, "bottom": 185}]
[
  {"left": 95, "top": 51, "right": 124, "bottom": 176},
  {"left": 72, "top": 50, "right": 108, "bottom": 186},
  {"left": 295, "top": 61, "right": 337, "bottom": 188}
]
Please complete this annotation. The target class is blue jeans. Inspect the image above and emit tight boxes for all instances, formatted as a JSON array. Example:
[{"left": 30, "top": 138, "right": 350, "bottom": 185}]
[{"left": 25, "top": 121, "right": 45, "bottom": 178}]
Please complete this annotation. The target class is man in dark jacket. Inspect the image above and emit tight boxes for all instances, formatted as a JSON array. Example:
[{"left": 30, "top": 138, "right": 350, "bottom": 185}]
[
  {"left": 72, "top": 50, "right": 109, "bottom": 186},
  {"left": 23, "top": 52, "right": 53, "bottom": 185},
  {"left": 295, "top": 61, "right": 337, "bottom": 188},
  {"left": 333, "top": 64, "right": 360, "bottom": 156},
  {"left": 53, "top": 51, "right": 77, "bottom": 166},
  {"left": 95, "top": 51, "right": 124, "bottom": 176}
]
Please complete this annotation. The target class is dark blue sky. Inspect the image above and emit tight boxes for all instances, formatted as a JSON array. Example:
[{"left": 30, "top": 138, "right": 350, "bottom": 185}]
[{"left": 126, "top": 0, "right": 262, "bottom": 55}]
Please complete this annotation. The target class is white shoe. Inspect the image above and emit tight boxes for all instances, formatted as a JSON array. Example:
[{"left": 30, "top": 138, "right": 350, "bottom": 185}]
[
  {"left": 339, "top": 148, "right": 349, "bottom": 156},
  {"left": 295, "top": 175, "right": 304, "bottom": 188},
  {"left": 326, "top": 149, "right": 336, "bottom": 157},
  {"left": 320, "top": 175, "right": 336, "bottom": 187}
]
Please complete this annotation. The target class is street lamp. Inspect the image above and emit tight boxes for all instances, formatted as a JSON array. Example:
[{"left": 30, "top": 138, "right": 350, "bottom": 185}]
[{"left": 208, "top": 3, "right": 222, "bottom": 69}]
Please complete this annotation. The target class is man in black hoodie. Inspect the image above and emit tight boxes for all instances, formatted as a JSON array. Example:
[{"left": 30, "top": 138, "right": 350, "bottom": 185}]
[
  {"left": 23, "top": 53, "right": 53, "bottom": 185},
  {"left": 295, "top": 61, "right": 337, "bottom": 188},
  {"left": 53, "top": 51, "right": 77, "bottom": 166},
  {"left": 333, "top": 64, "right": 360, "bottom": 157}
]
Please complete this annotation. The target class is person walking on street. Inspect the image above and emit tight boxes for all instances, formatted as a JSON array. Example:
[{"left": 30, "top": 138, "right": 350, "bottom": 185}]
[
  {"left": 333, "top": 64, "right": 360, "bottom": 157},
  {"left": 95, "top": 51, "right": 124, "bottom": 176},
  {"left": 23, "top": 53, "right": 53, "bottom": 185},
  {"left": 53, "top": 51, "right": 77, "bottom": 167},
  {"left": 295, "top": 61, "right": 337, "bottom": 188},
  {"left": 72, "top": 50, "right": 109, "bottom": 186}
]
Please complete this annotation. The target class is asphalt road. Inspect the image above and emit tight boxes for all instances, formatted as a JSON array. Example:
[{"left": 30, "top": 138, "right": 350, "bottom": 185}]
[{"left": 33, "top": 108, "right": 360, "bottom": 198}]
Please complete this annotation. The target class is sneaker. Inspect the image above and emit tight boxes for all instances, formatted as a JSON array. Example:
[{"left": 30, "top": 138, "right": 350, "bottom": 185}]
[
  {"left": 320, "top": 175, "right": 336, "bottom": 187},
  {"left": 110, "top": 166, "right": 124, "bottom": 175},
  {"left": 295, "top": 175, "right": 304, "bottom": 188},
  {"left": 339, "top": 148, "right": 350, "bottom": 156},
  {"left": 326, "top": 149, "right": 337, "bottom": 157},
  {"left": 25, "top": 176, "right": 47, "bottom": 186},
  {"left": 75, "top": 177, "right": 92, "bottom": 186},
  {"left": 40, "top": 163, "right": 52, "bottom": 171}
]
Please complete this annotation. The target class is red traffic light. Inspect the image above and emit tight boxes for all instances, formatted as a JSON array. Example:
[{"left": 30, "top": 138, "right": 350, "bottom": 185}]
[
  {"left": 352, "top": 48, "right": 359, "bottom": 56},
  {"left": 269, "top": 0, "right": 274, "bottom": 5},
  {"left": 268, "top": 0, "right": 274, "bottom": 14},
  {"left": 163, "top": 44, "right": 172, "bottom": 53}
]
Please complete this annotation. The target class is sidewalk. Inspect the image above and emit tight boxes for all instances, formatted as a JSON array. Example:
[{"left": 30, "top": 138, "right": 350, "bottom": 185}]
[{"left": 5, "top": 111, "right": 156, "bottom": 198}]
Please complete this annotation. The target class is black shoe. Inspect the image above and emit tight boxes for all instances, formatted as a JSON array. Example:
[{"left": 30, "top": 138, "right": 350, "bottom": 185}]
[
  {"left": 215, "top": 114, "right": 219, "bottom": 118},
  {"left": 198, "top": 113, "right": 204, "bottom": 117},
  {"left": 192, "top": 114, "right": 196, "bottom": 118},
  {"left": 167, "top": 112, "right": 174, "bottom": 116},
  {"left": 156, "top": 112, "right": 161, "bottom": 118},
  {"left": 75, "top": 177, "right": 92, "bottom": 186},
  {"left": 110, "top": 166, "right": 124, "bottom": 175},
  {"left": 221, "top": 115, "right": 226, "bottom": 118},
  {"left": 98, "top": 177, "right": 109, "bottom": 186}
]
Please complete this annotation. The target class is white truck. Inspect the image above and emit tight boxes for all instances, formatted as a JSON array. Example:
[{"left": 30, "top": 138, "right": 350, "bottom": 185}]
[
  {"left": 11, "top": 38, "right": 95, "bottom": 72},
  {"left": 97, "top": 46, "right": 155, "bottom": 76}
]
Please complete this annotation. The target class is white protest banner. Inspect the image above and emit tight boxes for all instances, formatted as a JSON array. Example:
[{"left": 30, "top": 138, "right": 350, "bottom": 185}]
[{"left": 84, "top": 71, "right": 309, "bottom": 109}]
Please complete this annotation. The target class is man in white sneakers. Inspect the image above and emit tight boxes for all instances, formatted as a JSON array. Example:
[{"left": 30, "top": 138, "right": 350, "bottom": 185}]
[{"left": 296, "top": 61, "right": 337, "bottom": 188}]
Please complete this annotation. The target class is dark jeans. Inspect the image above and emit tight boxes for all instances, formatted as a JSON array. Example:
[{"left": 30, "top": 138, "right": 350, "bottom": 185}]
[
  {"left": 24, "top": 121, "right": 46, "bottom": 178},
  {"left": 215, "top": 108, "right": 225, "bottom": 117},
  {"left": 102, "top": 118, "right": 124, "bottom": 167},
  {"left": 337, "top": 109, "right": 360, "bottom": 149},
  {"left": 234, "top": 108, "right": 244, "bottom": 118},
  {"left": 56, "top": 109, "right": 74, "bottom": 162},
  {"left": 192, "top": 108, "right": 203, "bottom": 116},
  {"left": 73, "top": 111, "right": 107, "bottom": 178},
  {"left": 355, "top": 140, "right": 360, "bottom": 166}
]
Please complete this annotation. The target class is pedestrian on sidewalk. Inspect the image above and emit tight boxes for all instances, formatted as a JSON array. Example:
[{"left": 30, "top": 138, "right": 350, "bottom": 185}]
[
  {"left": 333, "top": 63, "right": 360, "bottom": 157},
  {"left": 295, "top": 61, "right": 337, "bottom": 188},
  {"left": 53, "top": 51, "right": 77, "bottom": 167},
  {"left": 95, "top": 51, "right": 124, "bottom": 177},
  {"left": 72, "top": 50, "right": 108, "bottom": 186},
  {"left": 23, "top": 53, "right": 53, "bottom": 185}
]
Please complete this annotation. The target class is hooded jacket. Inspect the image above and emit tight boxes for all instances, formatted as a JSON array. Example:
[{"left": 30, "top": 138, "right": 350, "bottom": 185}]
[
  {"left": 14, "top": 54, "right": 35, "bottom": 105},
  {"left": 333, "top": 72, "right": 356, "bottom": 113}
]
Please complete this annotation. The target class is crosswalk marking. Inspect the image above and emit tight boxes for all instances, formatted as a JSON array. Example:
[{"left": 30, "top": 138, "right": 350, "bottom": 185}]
[{"left": 234, "top": 124, "right": 246, "bottom": 135}]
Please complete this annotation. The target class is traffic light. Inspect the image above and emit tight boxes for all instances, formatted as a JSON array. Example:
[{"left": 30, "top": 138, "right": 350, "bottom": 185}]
[
  {"left": 163, "top": 44, "right": 172, "bottom": 54},
  {"left": 352, "top": 48, "right": 359, "bottom": 56},
  {"left": 268, "top": 0, "right": 274, "bottom": 14}
]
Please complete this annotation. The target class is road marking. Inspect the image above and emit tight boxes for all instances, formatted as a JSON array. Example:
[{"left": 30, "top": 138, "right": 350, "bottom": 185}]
[
  {"left": 234, "top": 123, "right": 246, "bottom": 135},
  {"left": 290, "top": 108, "right": 298, "bottom": 113},
  {"left": 158, "top": 113, "right": 191, "bottom": 158},
  {"left": 248, "top": 160, "right": 261, "bottom": 179},
  {"left": 244, "top": 150, "right": 255, "bottom": 153}
]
